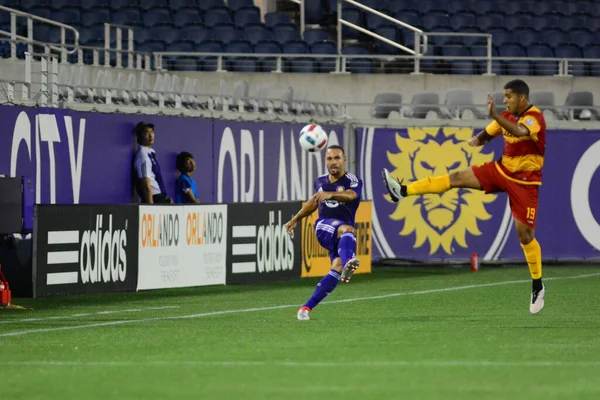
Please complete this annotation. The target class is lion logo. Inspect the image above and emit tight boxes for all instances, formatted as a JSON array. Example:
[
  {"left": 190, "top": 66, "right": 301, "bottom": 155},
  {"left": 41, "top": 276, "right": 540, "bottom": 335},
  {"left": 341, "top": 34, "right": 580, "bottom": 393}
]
[{"left": 386, "top": 127, "right": 497, "bottom": 255}]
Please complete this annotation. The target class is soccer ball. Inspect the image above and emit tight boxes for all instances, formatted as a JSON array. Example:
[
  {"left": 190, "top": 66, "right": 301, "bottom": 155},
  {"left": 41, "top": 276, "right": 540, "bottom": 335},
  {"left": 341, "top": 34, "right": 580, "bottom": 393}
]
[{"left": 299, "top": 124, "right": 328, "bottom": 152}]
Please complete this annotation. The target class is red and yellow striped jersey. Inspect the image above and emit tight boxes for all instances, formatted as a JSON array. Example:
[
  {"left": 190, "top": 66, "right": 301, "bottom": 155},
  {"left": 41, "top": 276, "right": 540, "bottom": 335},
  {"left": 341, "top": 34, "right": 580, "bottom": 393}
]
[{"left": 485, "top": 105, "right": 546, "bottom": 185}]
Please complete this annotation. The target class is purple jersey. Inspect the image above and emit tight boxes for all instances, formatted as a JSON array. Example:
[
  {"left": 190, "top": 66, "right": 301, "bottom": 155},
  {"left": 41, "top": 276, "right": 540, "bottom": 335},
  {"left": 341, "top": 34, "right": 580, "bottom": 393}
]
[{"left": 313, "top": 172, "right": 363, "bottom": 226}]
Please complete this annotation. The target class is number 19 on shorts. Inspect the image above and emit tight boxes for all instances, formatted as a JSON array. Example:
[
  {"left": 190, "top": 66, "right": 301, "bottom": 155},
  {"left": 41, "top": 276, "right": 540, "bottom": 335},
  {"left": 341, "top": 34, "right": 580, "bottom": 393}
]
[{"left": 526, "top": 207, "right": 536, "bottom": 220}]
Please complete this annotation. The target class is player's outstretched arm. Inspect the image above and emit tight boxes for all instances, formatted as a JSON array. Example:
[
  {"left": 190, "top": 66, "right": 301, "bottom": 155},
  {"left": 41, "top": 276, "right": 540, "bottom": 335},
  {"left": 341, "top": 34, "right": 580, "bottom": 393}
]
[
  {"left": 284, "top": 195, "right": 318, "bottom": 234},
  {"left": 468, "top": 130, "right": 495, "bottom": 147}
]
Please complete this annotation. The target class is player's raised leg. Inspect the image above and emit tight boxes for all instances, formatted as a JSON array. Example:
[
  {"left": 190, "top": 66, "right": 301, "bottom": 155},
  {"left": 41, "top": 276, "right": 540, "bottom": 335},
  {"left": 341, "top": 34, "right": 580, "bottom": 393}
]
[
  {"left": 337, "top": 225, "right": 360, "bottom": 283},
  {"left": 297, "top": 257, "right": 342, "bottom": 321},
  {"left": 382, "top": 167, "right": 482, "bottom": 202}
]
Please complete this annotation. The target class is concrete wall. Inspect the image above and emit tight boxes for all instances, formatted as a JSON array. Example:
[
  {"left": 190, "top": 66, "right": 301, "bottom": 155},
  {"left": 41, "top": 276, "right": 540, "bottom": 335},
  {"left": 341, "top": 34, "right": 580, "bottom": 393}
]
[{"left": 2, "top": 58, "right": 599, "bottom": 119}]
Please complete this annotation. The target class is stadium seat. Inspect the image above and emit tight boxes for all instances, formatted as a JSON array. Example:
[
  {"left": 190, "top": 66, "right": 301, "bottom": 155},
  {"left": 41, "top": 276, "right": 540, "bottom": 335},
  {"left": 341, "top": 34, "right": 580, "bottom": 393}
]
[
  {"left": 498, "top": 44, "right": 529, "bottom": 75},
  {"left": 477, "top": 14, "right": 503, "bottom": 32},
  {"left": 195, "top": 40, "right": 224, "bottom": 71},
  {"left": 154, "top": 26, "right": 180, "bottom": 45},
  {"left": 421, "top": 13, "right": 450, "bottom": 31},
  {"left": 564, "top": 91, "right": 597, "bottom": 120},
  {"left": 527, "top": 44, "right": 557, "bottom": 76},
  {"left": 244, "top": 24, "right": 274, "bottom": 45},
  {"left": 393, "top": 11, "right": 421, "bottom": 29},
  {"left": 304, "top": 0, "right": 326, "bottom": 25},
  {"left": 228, "top": 0, "right": 255, "bottom": 11},
  {"left": 541, "top": 29, "right": 570, "bottom": 47},
  {"left": 204, "top": 7, "right": 232, "bottom": 28},
  {"left": 372, "top": 92, "right": 402, "bottom": 118},
  {"left": 303, "top": 29, "right": 331, "bottom": 46},
  {"left": 141, "top": 0, "right": 168, "bottom": 11},
  {"left": 442, "top": 88, "right": 484, "bottom": 119},
  {"left": 168, "top": 0, "right": 198, "bottom": 10},
  {"left": 373, "top": 26, "right": 404, "bottom": 55},
  {"left": 81, "top": 9, "right": 111, "bottom": 26},
  {"left": 387, "top": 0, "right": 419, "bottom": 14},
  {"left": 273, "top": 24, "right": 302, "bottom": 45},
  {"left": 143, "top": 8, "right": 172, "bottom": 28},
  {"left": 405, "top": 92, "right": 440, "bottom": 119},
  {"left": 361, "top": 0, "right": 384, "bottom": 11},
  {"left": 112, "top": 8, "right": 143, "bottom": 27},
  {"left": 225, "top": 40, "right": 256, "bottom": 72},
  {"left": 563, "top": 2, "right": 590, "bottom": 16},
  {"left": 472, "top": 1, "right": 495, "bottom": 15},
  {"left": 555, "top": 45, "right": 586, "bottom": 76},
  {"left": 253, "top": 41, "right": 281, "bottom": 72},
  {"left": 234, "top": 6, "right": 261, "bottom": 27},
  {"left": 529, "top": 91, "right": 559, "bottom": 117},
  {"left": 419, "top": 0, "right": 447, "bottom": 14},
  {"left": 504, "top": 15, "right": 533, "bottom": 31},
  {"left": 532, "top": 14, "right": 562, "bottom": 31},
  {"left": 311, "top": 40, "right": 337, "bottom": 72},
  {"left": 583, "top": 45, "right": 600, "bottom": 76},
  {"left": 283, "top": 41, "right": 314, "bottom": 73},
  {"left": 341, "top": 9, "right": 363, "bottom": 40},
  {"left": 264, "top": 12, "right": 291, "bottom": 28},
  {"left": 447, "top": 0, "right": 471, "bottom": 15},
  {"left": 214, "top": 24, "right": 245, "bottom": 44},
  {"left": 172, "top": 8, "right": 203, "bottom": 28},
  {"left": 164, "top": 41, "right": 196, "bottom": 70},
  {"left": 570, "top": 30, "right": 595, "bottom": 49},
  {"left": 343, "top": 45, "right": 374, "bottom": 74},
  {"left": 52, "top": 8, "right": 82, "bottom": 25},
  {"left": 198, "top": 0, "right": 225, "bottom": 12},
  {"left": 441, "top": 47, "right": 474, "bottom": 75},
  {"left": 449, "top": 12, "right": 476, "bottom": 31},
  {"left": 180, "top": 26, "right": 212, "bottom": 44},
  {"left": 366, "top": 13, "right": 391, "bottom": 31}
]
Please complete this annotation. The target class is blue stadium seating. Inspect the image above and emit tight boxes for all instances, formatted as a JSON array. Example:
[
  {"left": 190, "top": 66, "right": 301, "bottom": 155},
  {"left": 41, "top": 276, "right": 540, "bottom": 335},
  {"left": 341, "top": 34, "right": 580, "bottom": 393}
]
[
  {"left": 253, "top": 40, "right": 281, "bottom": 72},
  {"left": 244, "top": 24, "right": 274, "bottom": 45},
  {"left": 311, "top": 40, "right": 337, "bottom": 73},
  {"left": 303, "top": 29, "right": 331, "bottom": 46},
  {"left": 172, "top": 8, "right": 203, "bottom": 28},
  {"left": 234, "top": 6, "right": 261, "bottom": 27},
  {"left": 283, "top": 41, "right": 314, "bottom": 73},
  {"left": 1, "top": 0, "right": 599, "bottom": 75},
  {"left": 264, "top": 12, "right": 290, "bottom": 28}
]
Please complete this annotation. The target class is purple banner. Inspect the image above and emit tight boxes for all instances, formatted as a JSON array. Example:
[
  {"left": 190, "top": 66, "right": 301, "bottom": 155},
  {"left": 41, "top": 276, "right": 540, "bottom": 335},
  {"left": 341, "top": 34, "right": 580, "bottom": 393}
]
[
  {"left": 358, "top": 127, "right": 600, "bottom": 261},
  {"left": 0, "top": 106, "right": 134, "bottom": 204},
  {"left": 2, "top": 106, "right": 342, "bottom": 205},
  {"left": 213, "top": 121, "right": 344, "bottom": 203}
]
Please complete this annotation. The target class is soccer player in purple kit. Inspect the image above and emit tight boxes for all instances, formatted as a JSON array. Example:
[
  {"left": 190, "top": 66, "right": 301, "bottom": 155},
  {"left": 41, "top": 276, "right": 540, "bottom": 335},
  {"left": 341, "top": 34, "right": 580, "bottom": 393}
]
[{"left": 285, "top": 145, "right": 363, "bottom": 321}]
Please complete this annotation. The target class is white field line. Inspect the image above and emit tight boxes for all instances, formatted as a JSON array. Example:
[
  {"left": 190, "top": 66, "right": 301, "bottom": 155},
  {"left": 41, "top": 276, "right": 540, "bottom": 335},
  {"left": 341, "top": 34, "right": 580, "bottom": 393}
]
[
  {"left": 0, "top": 306, "right": 179, "bottom": 325},
  {"left": 1, "top": 272, "right": 599, "bottom": 338},
  {"left": 4, "top": 360, "right": 600, "bottom": 368}
]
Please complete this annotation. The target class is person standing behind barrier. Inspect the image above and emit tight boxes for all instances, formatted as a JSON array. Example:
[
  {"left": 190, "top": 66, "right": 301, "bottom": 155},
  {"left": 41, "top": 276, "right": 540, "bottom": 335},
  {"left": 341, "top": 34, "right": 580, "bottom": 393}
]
[
  {"left": 133, "top": 121, "right": 173, "bottom": 204},
  {"left": 174, "top": 151, "right": 199, "bottom": 204}
]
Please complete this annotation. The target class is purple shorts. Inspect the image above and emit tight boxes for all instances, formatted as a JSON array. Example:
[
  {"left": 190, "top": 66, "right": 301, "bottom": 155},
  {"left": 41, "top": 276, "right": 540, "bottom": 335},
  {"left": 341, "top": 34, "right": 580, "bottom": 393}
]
[{"left": 315, "top": 218, "right": 345, "bottom": 263}]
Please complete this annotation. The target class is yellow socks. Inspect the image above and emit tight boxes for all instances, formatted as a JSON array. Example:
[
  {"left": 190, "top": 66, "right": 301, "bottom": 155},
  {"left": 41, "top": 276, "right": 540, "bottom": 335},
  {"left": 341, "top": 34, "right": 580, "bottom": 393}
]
[
  {"left": 406, "top": 175, "right": 451, "bottom": 196},
  {"left": 521, "top": 238, "right": 542, "bottom": 279}
]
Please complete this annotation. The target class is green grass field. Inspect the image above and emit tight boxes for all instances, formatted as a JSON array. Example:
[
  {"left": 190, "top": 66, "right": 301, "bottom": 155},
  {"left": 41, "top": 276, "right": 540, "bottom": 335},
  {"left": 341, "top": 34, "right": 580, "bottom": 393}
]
[{"left": 2, "top": 265, "right": 600, "bottom": 400}]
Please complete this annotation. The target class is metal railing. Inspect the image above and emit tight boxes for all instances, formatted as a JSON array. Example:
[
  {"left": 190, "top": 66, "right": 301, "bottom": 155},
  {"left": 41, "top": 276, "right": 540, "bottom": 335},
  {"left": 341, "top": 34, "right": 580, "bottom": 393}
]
[
  {"left": 338, "top": 0, "right": 427, "bottom": 57},
  {"left": 0, "top": 5, "right": 78, "bottom": 62}
]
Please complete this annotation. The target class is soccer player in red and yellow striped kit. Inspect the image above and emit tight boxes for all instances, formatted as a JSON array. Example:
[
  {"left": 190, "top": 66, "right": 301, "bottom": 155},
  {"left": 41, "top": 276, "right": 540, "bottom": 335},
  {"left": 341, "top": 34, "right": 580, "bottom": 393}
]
[{"left": 383, "top": 79, "right": 546, "bottom": 314}]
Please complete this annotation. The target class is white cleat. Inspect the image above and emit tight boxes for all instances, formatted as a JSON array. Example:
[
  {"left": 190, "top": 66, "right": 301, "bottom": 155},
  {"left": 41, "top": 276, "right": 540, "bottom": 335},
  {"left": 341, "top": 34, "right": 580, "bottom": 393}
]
[
  {"left": 340, "top": 258, "right": 360, "bottom": 283},
  {"left": 382, "top": 168, "right": 404, "bottom": 203},
  {"left": 530, "top": 285, "right": 545, "bottom": 314},
  {"left": 297, "top": 307, "right": 310, "bottom": 321}
]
